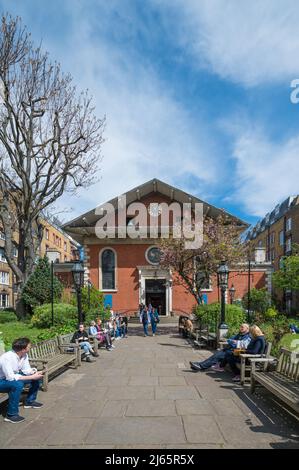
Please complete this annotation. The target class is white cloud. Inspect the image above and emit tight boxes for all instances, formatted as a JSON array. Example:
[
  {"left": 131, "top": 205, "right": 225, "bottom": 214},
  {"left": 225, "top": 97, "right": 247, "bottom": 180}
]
[
  {"left": 229, "top": 123, "right": 299, "bottom": 216},
  {"left": 157, "top": 0, "right": 299, "bottom": 87},
  {"left": 33, "top": 2, "right": 221, "bottom": 218}
]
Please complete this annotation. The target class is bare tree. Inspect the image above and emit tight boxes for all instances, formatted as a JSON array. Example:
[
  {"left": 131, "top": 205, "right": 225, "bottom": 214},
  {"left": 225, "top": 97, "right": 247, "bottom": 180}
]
[{"left": 0, "top": 15, "right": 105, "bottom": 317}]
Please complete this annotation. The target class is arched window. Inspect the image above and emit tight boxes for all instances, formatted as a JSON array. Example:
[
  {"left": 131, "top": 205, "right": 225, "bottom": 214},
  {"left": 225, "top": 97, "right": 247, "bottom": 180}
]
[{"left": 102, "top": 249, "right": 115, "bottom": 290}]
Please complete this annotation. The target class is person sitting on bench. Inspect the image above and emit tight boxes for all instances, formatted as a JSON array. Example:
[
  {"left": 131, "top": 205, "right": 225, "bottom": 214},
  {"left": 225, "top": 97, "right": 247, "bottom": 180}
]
[
  {"left": 189, "top": 323, "right": 251, "bottom": 371},
  {"left": 225, "top": 325, "right": 266, "bottom": 382},
  {"left": 71, "top": 324, "right": 99, "bottom": 362}
]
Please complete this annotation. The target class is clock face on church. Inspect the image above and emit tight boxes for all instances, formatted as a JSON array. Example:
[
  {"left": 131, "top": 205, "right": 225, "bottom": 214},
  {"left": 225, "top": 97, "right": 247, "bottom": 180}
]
[
  {"left": 146, "top": 247, "right": 161, "bottom": 265},
  {"left": 148, "top": 203, "right": 162, "bottom": 217}
]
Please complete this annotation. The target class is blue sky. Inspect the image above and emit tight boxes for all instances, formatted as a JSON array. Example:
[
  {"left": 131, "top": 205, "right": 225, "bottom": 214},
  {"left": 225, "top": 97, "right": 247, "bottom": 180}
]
[{"left": 1, "top": 0, "right": 299, "bottom": 226}]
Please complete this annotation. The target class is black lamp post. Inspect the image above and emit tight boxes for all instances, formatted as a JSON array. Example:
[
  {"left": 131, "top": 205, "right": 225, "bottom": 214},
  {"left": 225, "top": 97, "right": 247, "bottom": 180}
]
[
  {"left": 229, "top": 284, "right": 236, "bottom": 304},
  {"left": 72, "top": 262, "right": 84, "bottom": 324},
  {"left": 87, "top": 279, "right": 92, "bottom": 310},
  {"left": 46, "top": 250, "right": 60, "bottom": 327},
  {"left": 217, "top": 261, "right": 229, "bottom": 342}
]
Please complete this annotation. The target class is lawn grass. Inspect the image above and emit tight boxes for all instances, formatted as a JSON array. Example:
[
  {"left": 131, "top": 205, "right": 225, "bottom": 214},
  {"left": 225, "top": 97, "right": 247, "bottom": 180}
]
[
  {"left": 0, "top": 322, "right": 49, "bottom": 350},
  {"left": 278, "top": 333, "right": 299, "bottom": 351}
]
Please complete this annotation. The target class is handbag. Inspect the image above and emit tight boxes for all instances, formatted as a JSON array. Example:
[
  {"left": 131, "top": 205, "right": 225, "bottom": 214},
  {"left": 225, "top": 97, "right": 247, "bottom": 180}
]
[{"left": 233, "top": 348, "right": 246, "bottom": 356}]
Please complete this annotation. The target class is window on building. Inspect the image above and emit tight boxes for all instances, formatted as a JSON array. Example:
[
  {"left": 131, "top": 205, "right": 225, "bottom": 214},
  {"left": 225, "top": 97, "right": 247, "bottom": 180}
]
[
  {"left": 0, "top": 231, "right": 5, "bottom": 240},
  {"left": 0, "top": 248, "right": 7, "bottom": 263},
  {"left": 64, "top": 255, "right": 67, "bottom": 262},
  {"left": 12, "top": 245, "right": 18, "bottom": 258},
  {"left": 286, "top": 237, "right": 292, "bottom": 253},
  {"left": 279, "top": 230, "right": 284, "bottom": 246},
  {"left": 45, "top": 229, "right": 49, "bottom": 240},
  {"left": 64, "top": 241, "right": 67, "bottom": 252},
  {"left": 286, "top": 217, "right": 292, "bottom": 232},
  {"left": 271, "top": 249, "right": 275, "bottom": 261},
  {"left": 101, "top": 249, "right": 115, "bottom": 290},
  {"left": 258, "top": 240, "right": 263, "bottom": 248},
  {"left": 0, "top": 293, "right": 9, "bottom": 308},
  {"left": 0, "top": 271, "right": 9, "bottom": 285},
  {"left": 270, "top": 233, "right": 275, "bottom": 245}
]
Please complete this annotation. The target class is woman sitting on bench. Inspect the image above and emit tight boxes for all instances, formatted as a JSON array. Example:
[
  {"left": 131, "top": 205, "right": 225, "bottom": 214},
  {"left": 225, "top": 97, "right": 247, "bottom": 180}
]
[{"left": 224, "top": 325, "right": 266, "bottom": 382}]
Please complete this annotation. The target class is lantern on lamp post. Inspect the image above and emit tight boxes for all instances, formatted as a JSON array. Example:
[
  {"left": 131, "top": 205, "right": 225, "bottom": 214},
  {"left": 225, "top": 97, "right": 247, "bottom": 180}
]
[
  {"left": 217, "top": 261, "right": 229, "bottom": 342},
  {"left": 72, "top": 262, "right": 85, "bottom": 324},
  {"left": 229, "top": 284, "right": 236, "bottom": 304},
  {"left": 46, "top": 250, "right": 60, "bottom": 327}
]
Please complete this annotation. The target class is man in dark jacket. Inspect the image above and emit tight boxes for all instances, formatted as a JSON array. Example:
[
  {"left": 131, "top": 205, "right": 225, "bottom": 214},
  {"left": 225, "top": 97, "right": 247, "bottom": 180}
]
[
  {"left": 71, "top": 324, "right": 99, "bottom": 362},
  {"left": 189, "top": 323, "right": 251, "bottom": 371}
]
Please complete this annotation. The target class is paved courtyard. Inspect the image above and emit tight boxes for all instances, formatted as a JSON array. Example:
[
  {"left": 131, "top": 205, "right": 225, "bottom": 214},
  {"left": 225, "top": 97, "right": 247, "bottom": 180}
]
[{"left": 0, "top": 324, "right": 298, "bottom": 449}]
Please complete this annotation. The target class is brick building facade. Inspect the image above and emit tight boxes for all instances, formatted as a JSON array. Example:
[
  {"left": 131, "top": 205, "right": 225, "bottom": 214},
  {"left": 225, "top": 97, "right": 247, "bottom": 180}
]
[
  {"left": 0, "top": 217, "right": 79, "bottom": 309},
  {"left": 64, "top": 179, "right": 272, "bottom": 316},
  {"left": 246, "top": 195, "right": 299, "bottom": 313}
]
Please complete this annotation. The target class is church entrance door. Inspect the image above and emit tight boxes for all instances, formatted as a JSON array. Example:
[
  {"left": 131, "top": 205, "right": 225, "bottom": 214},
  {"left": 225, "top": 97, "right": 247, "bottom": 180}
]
[{"left": 145, "top": 279, "right": 166, "bottom": 315}]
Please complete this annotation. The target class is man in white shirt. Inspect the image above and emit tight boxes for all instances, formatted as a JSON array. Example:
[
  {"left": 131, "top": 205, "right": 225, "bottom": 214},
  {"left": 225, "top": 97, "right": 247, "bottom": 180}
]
[{"left": 0, "top": 337, "right": 44, "bottom": 423}]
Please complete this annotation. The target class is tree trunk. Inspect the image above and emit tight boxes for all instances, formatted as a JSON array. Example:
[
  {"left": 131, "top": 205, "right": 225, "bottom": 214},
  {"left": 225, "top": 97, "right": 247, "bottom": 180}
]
[{"left": 15, "top": 297, "right": 27, "bottom": 320}]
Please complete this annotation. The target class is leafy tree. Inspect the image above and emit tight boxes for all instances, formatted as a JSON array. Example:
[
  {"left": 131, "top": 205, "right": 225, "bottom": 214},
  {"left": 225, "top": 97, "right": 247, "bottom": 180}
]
[
  {"left": 70, "top": 285, "right": 104, "bottom": 314},
  {"left": 160, "top": 215, "right": 247, "bottom": 305},
  {"left": 272, "top": 253, "right": 299, "bottom": 291},
  {"left": 22, "top": 257, "right": 63, "bottom": 312},
  {"left": 242, "top": 288, "right": 270, "bottom": 315},
  {"left": 0, "top": 15, "right": 105, "bottom": 317}
]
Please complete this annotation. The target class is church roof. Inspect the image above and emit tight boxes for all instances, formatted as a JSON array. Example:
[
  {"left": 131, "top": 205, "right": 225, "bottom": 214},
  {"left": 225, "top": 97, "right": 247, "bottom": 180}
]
[{"left": 63, "top": 178, "right": 249, "bottom": 236}]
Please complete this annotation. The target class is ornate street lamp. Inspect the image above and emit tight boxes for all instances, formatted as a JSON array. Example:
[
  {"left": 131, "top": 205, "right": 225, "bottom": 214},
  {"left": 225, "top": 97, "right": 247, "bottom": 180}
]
[
  {"left": 87, "top": 279, "right": 92, "bottom": 310},
  {"left": 217, "top": 261, "right": 229, "bottom": 342},
  {"left": 46, "top": 250, "right": 60, "bottom": 326},
  {"left": 229, "top": 284, "right": 236, "bottom": 304},
  {"left": 72, "top": 262, "right": 85, "bottom": 324}
]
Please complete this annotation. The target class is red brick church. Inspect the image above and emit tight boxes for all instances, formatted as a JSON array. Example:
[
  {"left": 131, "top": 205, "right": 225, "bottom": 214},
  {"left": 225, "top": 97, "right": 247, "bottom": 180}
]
[{"left": 64, "top": 179, "right": 272, "bottom": 316}]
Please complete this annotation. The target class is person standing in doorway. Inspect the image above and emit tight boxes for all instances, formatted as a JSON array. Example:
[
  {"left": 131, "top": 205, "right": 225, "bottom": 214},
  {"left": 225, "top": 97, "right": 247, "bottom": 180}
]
[
  {"left": 150, "top": 307, "right": 160, "bottom": 336},
  {"left": 141, "top": 306, "right": 149, "bottom": 337}
]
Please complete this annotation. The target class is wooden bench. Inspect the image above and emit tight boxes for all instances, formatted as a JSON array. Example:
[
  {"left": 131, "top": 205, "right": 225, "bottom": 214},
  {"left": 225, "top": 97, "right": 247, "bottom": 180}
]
[
  {"left": 29, "top": 337, "right": 78, "bottom": 391},
  {"left": 239, "top": 342, "right": 273, "bottom": 386},
  {"left": 193, "top": 328, "right": 217, "bottom": 349},
  {"left": 58, "top": 333, "right": 100, "bottom": 365},
  {"left": 0, "top": 350, "right": 7, "bottom": 405},
  {"left": 250, "top": 347, "right": 299, "bottom": 415}
]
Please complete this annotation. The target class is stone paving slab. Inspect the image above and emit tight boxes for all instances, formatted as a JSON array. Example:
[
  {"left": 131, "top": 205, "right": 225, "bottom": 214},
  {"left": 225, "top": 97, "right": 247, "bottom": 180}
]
[
  {"left": 159, "top": 376, "right": 187, "bottom": 386},
  {"left": 182, "top": 415, "right": 225, "bottom": 444},
  {"left": 125, "top": 399, "right": 177, "bottom": 417},
  {"left": 0, "top": 323, "right": 298, "bottom": 449},
  {"left": 155, "top": 385, "right": 200, "bottom": 400},
  {"left": 45, "top": 417, "right": 94, "bottom": 446},
  {"left": 85, "top": 416, "right": 186, "bottom": 445},
  {"left": 175, "top": 399, "right": 214, "bottom": 416}
]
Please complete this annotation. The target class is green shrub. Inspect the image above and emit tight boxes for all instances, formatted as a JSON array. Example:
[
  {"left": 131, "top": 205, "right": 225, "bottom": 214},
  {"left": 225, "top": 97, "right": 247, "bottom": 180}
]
[
  {"left": 84, "top": 307, "right": 111, "bottom": 325},
  {"left": 264, "top": 307, "right": 279, "bottom": 320},
  {"left": 194, "top": 302, "right": 245, "bottom": 335},
  {"left": 277, "top": 333, "right": 299, "bottom": 352},
  {"left": 70, "top": 285, "right": 104, "bottom": 314},
  {"left": 242, "top": 288, "right": 270, "bottom": 315},
  {"left": 30, "top": 303, "right": 78, "bottom": 328},
  {"left": 0, "top": 310, "right": 18, "bottom": 323},
  {"left": 35, "top": 323, "right": 76, "bottom": 342}
]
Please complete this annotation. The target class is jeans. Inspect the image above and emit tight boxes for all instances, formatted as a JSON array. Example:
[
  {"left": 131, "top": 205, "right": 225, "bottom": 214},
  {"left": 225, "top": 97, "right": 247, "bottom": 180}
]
[
  {"left": 0, "top": 377, "right": 41, "bottom": 416},
  {"left": 79, "top": 341, "right": 93, "bottom": 355},
  {"left": 143, "top": 323, "right": 149, "bottom": 336},
  {"left": 224, "top": 350, "right": 240, "bottom": 375},
  {"left": 151, "top": 321, "right": 157, "bottom": 334},
  {"left": 196, "top": 350, "right": 227, "bottom": 369}
]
